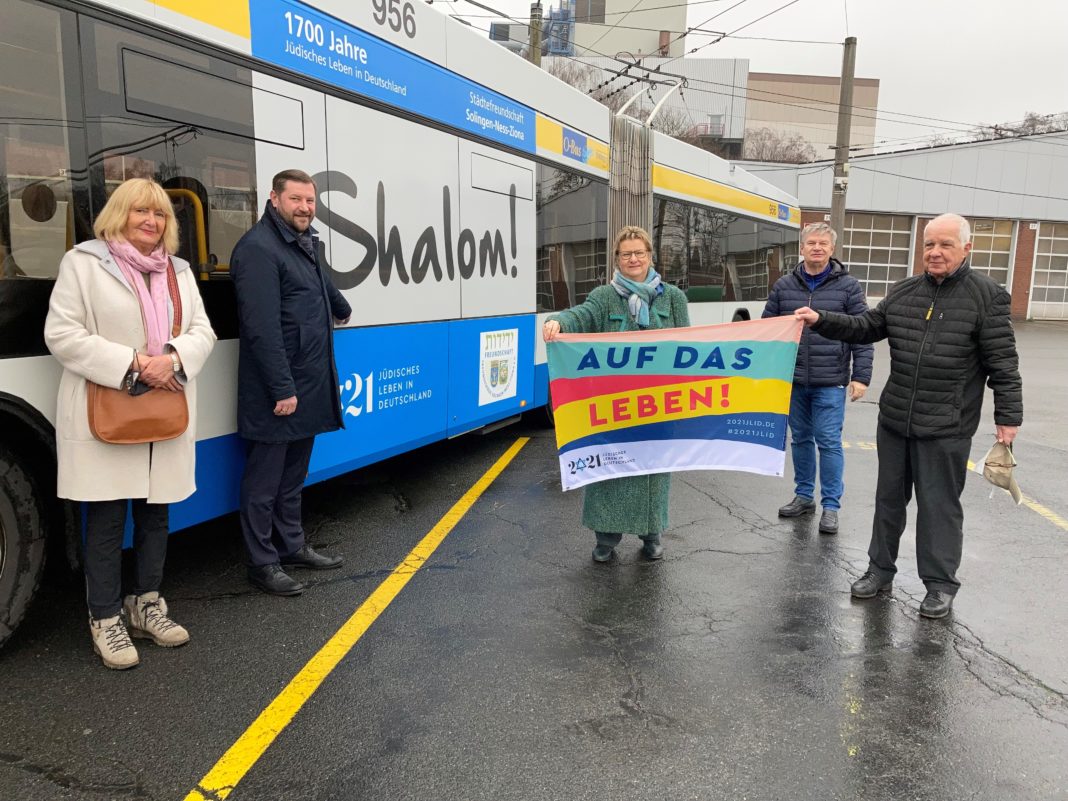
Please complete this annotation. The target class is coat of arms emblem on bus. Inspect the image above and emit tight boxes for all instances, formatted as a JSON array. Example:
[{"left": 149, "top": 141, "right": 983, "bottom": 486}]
[{"left": 479, "top": 329, "right": 518, "bottom": 406}]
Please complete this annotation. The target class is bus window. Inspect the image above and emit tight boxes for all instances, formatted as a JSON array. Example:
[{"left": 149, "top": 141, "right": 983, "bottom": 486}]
[
  {"left": 0, "top": 0, "right": 87, "bottom": 357},
  {"left": 653, "top": 197, "right": 688, "bottom": 289},
  {"left": 80, "top": 19, "right": 259, "bottom": 280},
  {"left": 0, "top": 0, "right": 81, "bottom": 282},
  {"left": 689, "top": 205, "right": 728, "bottom": 294},
  {"left": 535, "top": 164, "right": 607, "bottom": 311}
]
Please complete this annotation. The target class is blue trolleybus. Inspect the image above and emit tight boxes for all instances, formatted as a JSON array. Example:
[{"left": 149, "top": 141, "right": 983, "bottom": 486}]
[{"left": 0, "top": 0, "right": 800, "bottom": 646}]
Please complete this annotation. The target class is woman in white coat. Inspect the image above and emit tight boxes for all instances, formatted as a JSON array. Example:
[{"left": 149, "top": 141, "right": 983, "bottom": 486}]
[{"left": 44, "top": 178, "right": 216, "bottom": 669}]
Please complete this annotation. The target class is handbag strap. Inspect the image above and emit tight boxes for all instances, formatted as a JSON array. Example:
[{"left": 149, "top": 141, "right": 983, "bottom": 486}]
[{"left": 166, "top": 258, "right": 183, "bottom": 338}]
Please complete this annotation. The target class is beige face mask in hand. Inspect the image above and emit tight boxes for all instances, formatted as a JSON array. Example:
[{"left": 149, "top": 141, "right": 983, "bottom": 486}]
[{"left": 976, "top": 441, "right": 1022, "bottom": 505}]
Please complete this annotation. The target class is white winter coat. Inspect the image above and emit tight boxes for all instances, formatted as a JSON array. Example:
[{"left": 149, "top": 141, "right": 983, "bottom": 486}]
[{"left": 44, "top": 240, "right": 217, "bottom": 503}]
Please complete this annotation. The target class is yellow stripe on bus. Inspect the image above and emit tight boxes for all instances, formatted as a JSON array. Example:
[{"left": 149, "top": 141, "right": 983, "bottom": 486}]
[
  {"left": 535, "top": 114, "right": 609, "bottom": 171},
  {"left": 536, "top": 115, "right": 564, "bottom": 153},
  {"left": 154, "top": 0, "right": 251, "bottom": 38},
  {"left": 653, "top": 164, "right": 801, "bottom": 225},
  {"left": 184, "top": 437, "right": 530, "bottom": 801},
  {"left": 588, "top": 139, "right": 610, "bottom": 171}
]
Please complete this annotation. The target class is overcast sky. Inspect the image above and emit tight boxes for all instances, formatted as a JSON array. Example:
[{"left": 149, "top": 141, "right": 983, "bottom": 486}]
[{"left": 432, "top": 0, "right": 1068, "bottom": 146}]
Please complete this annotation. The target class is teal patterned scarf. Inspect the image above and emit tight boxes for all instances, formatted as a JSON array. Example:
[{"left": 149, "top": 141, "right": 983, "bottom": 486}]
[{"left": 611, "top": 267, "right": 663, "bottom": 327}]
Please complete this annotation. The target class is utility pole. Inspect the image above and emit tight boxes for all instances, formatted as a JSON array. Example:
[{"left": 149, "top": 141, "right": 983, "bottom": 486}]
[
  {"left": 830, "top": 36, "right": 856, "bottom": 237},
  {"left": 528, "top": 2, "right": 543, "bottom": 67}
]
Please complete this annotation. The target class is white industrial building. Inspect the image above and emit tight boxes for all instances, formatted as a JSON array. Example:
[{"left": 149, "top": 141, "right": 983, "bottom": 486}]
[{"left": 740, "top": 131, "right": 1068, "bottom": 320}]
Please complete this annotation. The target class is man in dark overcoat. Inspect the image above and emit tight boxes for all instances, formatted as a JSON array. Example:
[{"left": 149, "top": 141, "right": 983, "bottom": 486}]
[
  {"left": 231, "top": 169, "right": 352, "bottom": 596},
  {"left": 795, "top": 213, "right": 1023, "bottom": 619},
  {"left": 763, "top": 222, "right": 873, "bottom": 535}
]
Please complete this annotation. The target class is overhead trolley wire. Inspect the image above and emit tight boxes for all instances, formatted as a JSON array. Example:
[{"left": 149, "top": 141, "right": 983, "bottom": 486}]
[
  {"left": 443, "top": 0, "right": 1067, "bottom": 148},
  {"left": 578, "top": 0, "right": 651, "bottom": 55}
]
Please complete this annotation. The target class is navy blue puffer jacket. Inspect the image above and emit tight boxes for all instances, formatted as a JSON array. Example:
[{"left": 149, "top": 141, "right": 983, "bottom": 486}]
[{"left": 763, "top": 259, "right": 874, "bottom": 387}]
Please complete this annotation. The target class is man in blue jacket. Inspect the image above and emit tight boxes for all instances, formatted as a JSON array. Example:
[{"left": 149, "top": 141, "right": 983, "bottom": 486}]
[
  {"left": 231, "top": 169, "right": 352, "bottom": 596},
  {"left": 763, "top": 222, "right": 873, "bottom": 535}
]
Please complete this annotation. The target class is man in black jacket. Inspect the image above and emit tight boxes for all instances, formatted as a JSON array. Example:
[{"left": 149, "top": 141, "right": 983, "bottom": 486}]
[
  {"left": 231, "top": 169, "right": 352, "bottom": 596},
  {"left": 795, "top": 213, "right": 1023, "bottom": 618},
  {"left": 764, "top": 223, "right": 873, "bottom": 535}
]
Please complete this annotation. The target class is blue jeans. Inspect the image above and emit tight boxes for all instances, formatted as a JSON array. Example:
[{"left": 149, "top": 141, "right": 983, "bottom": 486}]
[{"left": 788, "top": 385, "right": 847, "bottom": 510}]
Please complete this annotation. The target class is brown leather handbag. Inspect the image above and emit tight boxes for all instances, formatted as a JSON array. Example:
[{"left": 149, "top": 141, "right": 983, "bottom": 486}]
[{"left": 86, "top": 261, "right": 189, "bottom": 445}]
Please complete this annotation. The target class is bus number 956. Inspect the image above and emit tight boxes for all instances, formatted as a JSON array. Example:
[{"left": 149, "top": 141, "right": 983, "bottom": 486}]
[{"left": 372, "top": 0, "right": 417, "bottom": 38}]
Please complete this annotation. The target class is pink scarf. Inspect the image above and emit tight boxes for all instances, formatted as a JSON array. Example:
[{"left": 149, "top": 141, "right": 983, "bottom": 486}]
[{"left": 107, "top": 239, "right": 171, "bottom": 356}]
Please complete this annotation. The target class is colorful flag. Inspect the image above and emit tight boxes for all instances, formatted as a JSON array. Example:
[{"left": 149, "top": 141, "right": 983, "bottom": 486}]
[{"left": 547, "top": 316, "right": 802, "bottom": 490}]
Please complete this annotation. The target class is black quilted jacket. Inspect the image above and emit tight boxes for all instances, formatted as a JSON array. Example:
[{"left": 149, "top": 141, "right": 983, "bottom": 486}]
[
  {"left": 762, "top": 259, "right": 874, "bottom": 387},
  {"left": 813, "top": 262, "right": 1023, "bottom": 439}
]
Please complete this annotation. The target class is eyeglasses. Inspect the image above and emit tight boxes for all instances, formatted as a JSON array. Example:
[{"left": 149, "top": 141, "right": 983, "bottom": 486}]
[{"left": 618, "top": 250, "right": 649, "bottom": 261}]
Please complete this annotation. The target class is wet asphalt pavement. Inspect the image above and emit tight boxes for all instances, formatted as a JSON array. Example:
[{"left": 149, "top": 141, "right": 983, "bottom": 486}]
[{"left": 1, "top": 321, "right": 1066, "bottom": 801}]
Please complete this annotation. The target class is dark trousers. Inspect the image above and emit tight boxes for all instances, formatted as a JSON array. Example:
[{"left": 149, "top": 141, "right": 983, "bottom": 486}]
[
  {"left": 595, "top": 531, "right": 661, "bottom": 547},
  {"left": 868, "top": 424, "right": 971, "bottom": 594},
  {"left": 84, "top": 499, "right": 169, "bottom": 620},
  {"left": 239, "top": 437, "right": 315, "bottom": 567}
]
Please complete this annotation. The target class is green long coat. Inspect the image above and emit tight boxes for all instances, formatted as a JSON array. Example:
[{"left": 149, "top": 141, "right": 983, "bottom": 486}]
[{"left": 549, "top": 283, "right": 691, "bottom": 535}]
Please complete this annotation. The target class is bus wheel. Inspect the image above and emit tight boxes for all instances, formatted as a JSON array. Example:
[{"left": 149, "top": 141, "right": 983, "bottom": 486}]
[{"left": 0, "top": 446, "right": 46, "bottom": 650}]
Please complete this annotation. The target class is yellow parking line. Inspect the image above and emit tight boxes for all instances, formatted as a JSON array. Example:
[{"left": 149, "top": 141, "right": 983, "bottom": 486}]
[
  {"left": 967, "top": 459, "right": 1068, "bottom": 532},
  {"left": 185, "top": 437, "right": 530, "bottom": 801}
]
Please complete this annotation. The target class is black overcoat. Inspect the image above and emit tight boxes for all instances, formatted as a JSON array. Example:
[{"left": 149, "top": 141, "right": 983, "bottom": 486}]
[{"left": 230, "top": 204, "right": 352, "bottom": 443}]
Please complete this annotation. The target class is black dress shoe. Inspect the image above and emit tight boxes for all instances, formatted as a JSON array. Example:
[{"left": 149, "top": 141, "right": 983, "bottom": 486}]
[
  {"left": 641, "top": 541, "right": 664, "bottom": 560},
  {"left": 248, "top": 564, "right": 304, "bottom": 596},
  {"left": 818, "top": 509, "right": 839, "bottom": 534},
  {"left": 591, "top": 545, "right": 615, "bottom": 563},
  {"left": 280, "top": 545, "right": 344, "bottom": 570},
  {"left": 919, "top": 590, "right": 954, "bottom": 619},
  {"left": 851, "top": 571, "right": 892, "bottom": 599},
  {"left": 778, "top": 495, "right": 816, "bottom": 517}
]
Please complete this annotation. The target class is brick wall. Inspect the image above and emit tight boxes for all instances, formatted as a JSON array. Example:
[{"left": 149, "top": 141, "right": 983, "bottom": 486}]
[
  {"left": 1011, "top": 222, "right": 1036, "bottom": 320},
  {"left": 913, "top": 216, "right": 931, "bottom": 276}
]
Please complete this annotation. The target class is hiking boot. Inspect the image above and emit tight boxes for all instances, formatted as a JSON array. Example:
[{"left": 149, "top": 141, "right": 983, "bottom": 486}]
[
  {"left": 89, "top": 615, "right": 140, "bottom": 670},
  {"left": 818, "top": 509, "right": 839, "bottom": 534},
  {"left": 850, "top": 571, "right": 893, "bottom": 599},
  {"left": 124, "top": 592, "right": 189, "bottom": 647},
  {"left": 778, "top": 495, "right": 816, "bottom": 517}
]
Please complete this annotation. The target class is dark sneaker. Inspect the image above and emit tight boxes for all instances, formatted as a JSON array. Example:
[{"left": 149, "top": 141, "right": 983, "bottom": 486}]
[
  {"left": 851, "top": 571, "right": 893, "bottom": 599},
  {"left": 818, "top": 509, "right": 839, "bottom": 534},
  {"left": 280, "top": 545, "right": 343, "bottom": 570},
  {"left": 591, "top": 545, "right": 615, "bottom": 563},
  {"left": 919, "top": 590, "right": 954, "bottom": 619},
  {"left": 248, "top": 564, "right": 305, "bottom": 596},
  {"left": 641, "top": 541, "right": 664, "bottom": 560},
  {"left": 778, "top": 495, "right": 816, "bottom": 517}
]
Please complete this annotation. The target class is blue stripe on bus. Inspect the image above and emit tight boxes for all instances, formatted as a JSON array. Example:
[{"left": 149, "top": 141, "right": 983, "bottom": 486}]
[{"left": 167, "top": 314, "right": 538, "bottom": 534}]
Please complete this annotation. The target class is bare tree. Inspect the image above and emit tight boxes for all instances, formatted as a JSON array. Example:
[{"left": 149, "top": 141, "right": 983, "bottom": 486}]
[
  {"left": 742, "top": 127, "right": 817, "bottom": 163},
  {"left": 544, "top": 59, "right": 634, "bottom": 114},
  {"left": 968, "top": 111, "right": 1068, "bottom": 142},
  {"left": 641, "top": 106, "right": 698, "bottom": 142}
]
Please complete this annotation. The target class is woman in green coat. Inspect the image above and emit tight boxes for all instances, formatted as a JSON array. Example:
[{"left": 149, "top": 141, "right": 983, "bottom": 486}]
[{"left": 543, "top": 225, "right": 690, "bottom": 563}]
